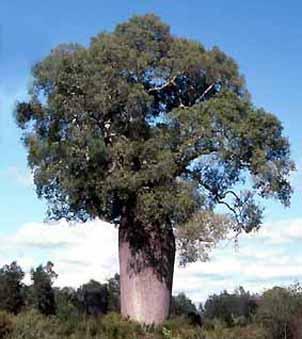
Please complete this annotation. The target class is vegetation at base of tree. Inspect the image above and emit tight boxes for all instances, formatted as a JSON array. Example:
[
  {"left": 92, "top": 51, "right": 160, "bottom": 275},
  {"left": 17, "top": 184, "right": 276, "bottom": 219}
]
[
  {"left": 1, "top": 261, "right": 302, "bottom": 337},
  {"left": 0, "top": 310, "right": 269, "bottom": 339}
]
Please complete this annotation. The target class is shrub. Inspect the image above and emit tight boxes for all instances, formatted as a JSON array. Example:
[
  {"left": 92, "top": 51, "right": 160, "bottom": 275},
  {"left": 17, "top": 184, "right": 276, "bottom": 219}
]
[
  {"left": 100, "top": 312, "right": 144, "bottom": 339},
  {"left": 203, "top": 324, "right": 268, "bottom": 339},
  {"left": 161, "top": 317, "right": 204, "bottom": 339},
  {"left": 0, "top": 311, "right": 13, "bottom": 338},
  {"left": 8, "top": 310, "right": 61, "bottom": 339}
]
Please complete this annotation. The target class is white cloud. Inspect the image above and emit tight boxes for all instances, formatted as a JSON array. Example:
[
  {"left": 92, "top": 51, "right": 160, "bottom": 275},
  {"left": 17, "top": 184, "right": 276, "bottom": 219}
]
[
  {"left": 0, "top": 219, "right": 119, "bottom": 288},
  {"left": 251, "top": 218, "right": 302, "bottom": 244},
  {"left": 1, "top": 217, "right": 302, "bottom": 303}
]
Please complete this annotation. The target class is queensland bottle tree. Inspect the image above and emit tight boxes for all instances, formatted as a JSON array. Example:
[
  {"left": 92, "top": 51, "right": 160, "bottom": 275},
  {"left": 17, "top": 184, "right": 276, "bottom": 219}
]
[{"left": 16, "top": 14, "right": 294, "bottom": 324}]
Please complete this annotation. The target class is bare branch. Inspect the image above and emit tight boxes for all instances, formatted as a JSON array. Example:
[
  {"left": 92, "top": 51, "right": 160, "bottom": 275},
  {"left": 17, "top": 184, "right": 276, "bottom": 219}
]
[
  {"left": 148, "top": 75, "right": 178, "bottom": 93},
  {"left": 195, "top": 83, "right": 216, "bottom": 103}
]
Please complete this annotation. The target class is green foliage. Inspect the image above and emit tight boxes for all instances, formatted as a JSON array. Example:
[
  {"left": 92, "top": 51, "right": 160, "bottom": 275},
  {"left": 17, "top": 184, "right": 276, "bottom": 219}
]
[
  {"left": 30, "top": 262, "right": 57, "bottom": 316},
  {"left": 16, "top": 14, "right": 294, "bottom": 264},
  {"left": 0, "top": 262, "right": 24, "bottom": 314}
]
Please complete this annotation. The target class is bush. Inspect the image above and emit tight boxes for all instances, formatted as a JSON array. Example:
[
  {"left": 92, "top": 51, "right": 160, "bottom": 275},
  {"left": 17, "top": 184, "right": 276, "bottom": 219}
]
[
  {"left": 0, "top": 308, "right": 271, "bottom": 339},
  {"left": 203, "top": 324, "right": 268, "bottom": 339},
  {"left": 0, "top": 311, "right": 13, "bottom": 338},
  {"left": 8, "top": 310, "right": 61, "bottom": 339},
  {"left": 161, "top": 317, "right": 204, "bottom": 339},
  {"left": 100, "top": 312, "right": 144, "bottom": 339}
]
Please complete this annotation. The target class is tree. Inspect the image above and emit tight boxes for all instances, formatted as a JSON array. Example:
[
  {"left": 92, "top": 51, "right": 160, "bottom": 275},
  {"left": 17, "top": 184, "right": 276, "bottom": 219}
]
[
  {"left": 171, "top": 292, "right": 202, "bottom": 326},
  {"left": 31, "top": 262, "right": 57, "bottom": 315},
  {"left": 77, "top": 280, "right": 108, "bottom": 316},
  {"left": 257, "top": 286, "right": 302, "bottom": 339},
  {"left": 0, "top": 262, "right": 24, "bottom": 314},
  {"left": 204, "top": 287, "right": 258, "bottom": 326},
  {"left": 171, "top": 292, "right": 197, "bottom": 317},
  {"left": 55, "top": 287, "right": 80, "bottom": 321},
  {"left": 15, "top": 14, "right": 294, "bottom": 324}
]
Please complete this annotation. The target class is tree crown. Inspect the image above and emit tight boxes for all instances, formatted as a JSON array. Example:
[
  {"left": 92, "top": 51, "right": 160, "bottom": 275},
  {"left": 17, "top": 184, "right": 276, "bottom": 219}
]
[{"left": 16, "top": 14, "right": 294, "bottom": 263}]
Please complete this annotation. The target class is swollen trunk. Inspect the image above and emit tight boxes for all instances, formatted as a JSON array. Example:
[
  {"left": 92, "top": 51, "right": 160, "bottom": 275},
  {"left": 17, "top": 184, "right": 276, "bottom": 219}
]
[{"left": 119, "top": 224, "right": 175, "bottom": 325}]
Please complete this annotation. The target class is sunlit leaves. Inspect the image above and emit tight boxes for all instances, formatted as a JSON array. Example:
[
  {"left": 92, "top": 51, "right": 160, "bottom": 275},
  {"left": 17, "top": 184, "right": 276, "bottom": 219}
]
[{"left": 175, "top": 211, "right": 233, "bottom": 265}]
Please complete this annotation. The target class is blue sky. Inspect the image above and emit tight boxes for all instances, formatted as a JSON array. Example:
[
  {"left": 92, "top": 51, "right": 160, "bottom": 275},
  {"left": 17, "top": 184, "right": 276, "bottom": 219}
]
[{"left": 1, "top": 0, "right": 302, "bottom": 300}]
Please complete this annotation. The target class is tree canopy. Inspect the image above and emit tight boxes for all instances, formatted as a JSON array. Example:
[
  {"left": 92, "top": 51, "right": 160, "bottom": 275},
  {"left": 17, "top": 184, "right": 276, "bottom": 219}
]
[{"left": 16, "top": 14, "right": 294, "bottom": 264}]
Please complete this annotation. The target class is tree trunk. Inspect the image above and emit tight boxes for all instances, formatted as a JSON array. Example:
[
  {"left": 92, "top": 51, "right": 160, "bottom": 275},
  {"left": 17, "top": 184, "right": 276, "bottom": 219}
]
[{"left": 119, "top": 221, "right": 175, "bottom": 325}]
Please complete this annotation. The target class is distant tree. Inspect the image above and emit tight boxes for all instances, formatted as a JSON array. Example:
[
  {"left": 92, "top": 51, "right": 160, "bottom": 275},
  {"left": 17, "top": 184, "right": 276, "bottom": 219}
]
[
  {"left": 171, "top": 292, "right": 202, "bottom": 326},
  {"left": 106, "top": 274, "right": 120, "bottom": 313},
  {"left": 171, "top": 292, "right": 197, "bottom": 317},
  {"left": 22, "top": 284, "right": 35, "bottom": 310},
  {"left": 31, "top": 262, "right": 57, "bottom": 315},
  {"left": 55, "top": 287, "right": 80, "bottom": 321},
  {"left": 204, "top": 287, "right": 257, "bottom": 326},
  {"left": 16, "top": 14, "right": 294, "bottom": 324},
  {"left": 257, "top": 286, "right": 302, "bottom": 339},
  {"left": 0, "top": 262, "right": 24, "bottom": 314},
  {"left": 77, "top": 280, "right": 108, "bottom": 316},
  {"left": 287, "top": 283, "right": 302, "bottom": 339}
]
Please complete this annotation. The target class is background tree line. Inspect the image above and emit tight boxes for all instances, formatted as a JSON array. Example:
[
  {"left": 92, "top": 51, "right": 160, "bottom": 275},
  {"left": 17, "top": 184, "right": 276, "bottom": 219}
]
[
  {"left": 0, "top": 261, "right": 200, "bottom": 322},
  {"left": 1, "top": 260, "right": 302, "bottom": 338}
]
